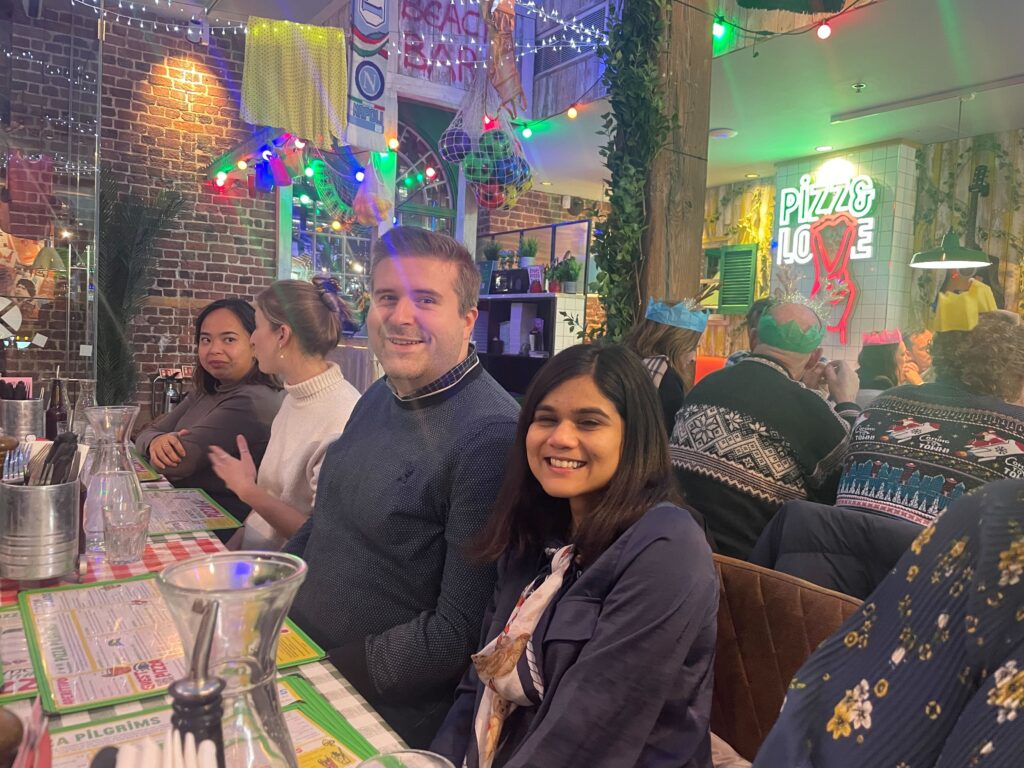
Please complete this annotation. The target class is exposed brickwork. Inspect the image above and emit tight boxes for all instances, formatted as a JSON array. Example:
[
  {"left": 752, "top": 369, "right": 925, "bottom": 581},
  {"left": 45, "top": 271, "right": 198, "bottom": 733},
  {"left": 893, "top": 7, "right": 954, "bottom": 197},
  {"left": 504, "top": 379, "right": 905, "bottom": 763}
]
[
  {"left": 477, "top": 188, "right": 608, "bottom": 236},
  {"left": 4, "top": 5, "right": 277, "bottom": 421}
]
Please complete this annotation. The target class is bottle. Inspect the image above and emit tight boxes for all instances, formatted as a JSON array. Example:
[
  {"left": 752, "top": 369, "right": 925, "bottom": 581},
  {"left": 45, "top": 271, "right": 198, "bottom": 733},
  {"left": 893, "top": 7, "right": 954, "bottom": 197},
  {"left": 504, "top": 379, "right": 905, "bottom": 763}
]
[{"left": 45, "top": 372, "right": 68, "bottom": 440}]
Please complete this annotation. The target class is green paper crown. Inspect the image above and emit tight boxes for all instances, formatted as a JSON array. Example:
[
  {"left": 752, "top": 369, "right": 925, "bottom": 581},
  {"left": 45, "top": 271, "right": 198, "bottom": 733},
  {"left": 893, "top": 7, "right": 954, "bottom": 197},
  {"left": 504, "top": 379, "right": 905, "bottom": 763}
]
[{"left": 757, "top": 313, "right": 825, "bottom": 353}]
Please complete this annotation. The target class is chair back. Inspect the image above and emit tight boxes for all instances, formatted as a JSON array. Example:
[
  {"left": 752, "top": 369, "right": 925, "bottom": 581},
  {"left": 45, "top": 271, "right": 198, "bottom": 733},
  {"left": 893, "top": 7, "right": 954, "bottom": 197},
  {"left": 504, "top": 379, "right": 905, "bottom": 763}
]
[{"left": 711, "top": 555, "right": 861, "bottom": 761}]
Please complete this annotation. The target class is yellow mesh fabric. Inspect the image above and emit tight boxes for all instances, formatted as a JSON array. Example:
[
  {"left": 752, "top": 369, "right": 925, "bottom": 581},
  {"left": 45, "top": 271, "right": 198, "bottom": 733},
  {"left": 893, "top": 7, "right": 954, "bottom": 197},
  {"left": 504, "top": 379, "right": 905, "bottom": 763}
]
[{"left": 241, "top": 17, "right": 348, "bottom": 149}]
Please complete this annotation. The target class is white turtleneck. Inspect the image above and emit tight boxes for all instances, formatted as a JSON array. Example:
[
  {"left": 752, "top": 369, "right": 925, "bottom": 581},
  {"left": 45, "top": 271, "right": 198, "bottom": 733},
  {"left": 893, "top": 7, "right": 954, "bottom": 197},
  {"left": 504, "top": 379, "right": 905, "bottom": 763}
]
[{"left": 241, "top": 362, "right": 361, "bottom": 549}]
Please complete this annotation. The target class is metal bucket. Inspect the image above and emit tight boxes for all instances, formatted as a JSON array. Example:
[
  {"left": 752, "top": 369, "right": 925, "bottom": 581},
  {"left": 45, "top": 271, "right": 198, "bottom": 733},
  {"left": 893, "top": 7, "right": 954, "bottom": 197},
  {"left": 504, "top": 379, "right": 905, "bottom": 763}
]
[
  {"left": 0, "top": 480, "right": 80, "bottom": 580},
  {"left": 0, "top": 399, "right": 45, "bottom": 442}
]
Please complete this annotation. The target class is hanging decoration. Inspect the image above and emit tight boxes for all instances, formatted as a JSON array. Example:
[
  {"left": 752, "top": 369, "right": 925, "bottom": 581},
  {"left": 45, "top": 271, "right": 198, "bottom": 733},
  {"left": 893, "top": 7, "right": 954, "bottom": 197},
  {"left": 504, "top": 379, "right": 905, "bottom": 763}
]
[
  {"left": 347, "top": 0, "right": 396, "bottom": 152},
  {"left": 353, "top": 152, "right": 397, "bottom": 226},
  {"left": 440, "top": 73, "right": 532, "bottom": 210},
  {"left": 482, "top": 0, "right": 527, "bottom": 116},
  {"left": 311, "top": 159, "right": 356, "bottom": 221},
  {"left": 241, "top": 18, "right": 348, "bottom": 149}
]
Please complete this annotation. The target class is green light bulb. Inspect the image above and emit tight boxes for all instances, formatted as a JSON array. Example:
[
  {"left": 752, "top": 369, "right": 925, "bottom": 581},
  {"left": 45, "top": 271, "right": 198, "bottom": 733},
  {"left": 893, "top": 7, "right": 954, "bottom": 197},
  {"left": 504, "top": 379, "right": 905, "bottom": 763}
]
[{"left": 712, "top": 18, "right": 726, "bottom": 39}]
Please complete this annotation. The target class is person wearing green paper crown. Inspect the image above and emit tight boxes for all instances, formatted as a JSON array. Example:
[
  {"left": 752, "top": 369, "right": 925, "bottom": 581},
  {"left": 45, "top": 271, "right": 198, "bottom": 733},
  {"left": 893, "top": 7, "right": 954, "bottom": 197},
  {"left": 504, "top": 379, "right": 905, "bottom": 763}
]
[
  {"left": 623, "top": 298, "right": 709, "bottom": 436},
  {"left": 669, "top": 301, "right": 861, "bottom": 559}
]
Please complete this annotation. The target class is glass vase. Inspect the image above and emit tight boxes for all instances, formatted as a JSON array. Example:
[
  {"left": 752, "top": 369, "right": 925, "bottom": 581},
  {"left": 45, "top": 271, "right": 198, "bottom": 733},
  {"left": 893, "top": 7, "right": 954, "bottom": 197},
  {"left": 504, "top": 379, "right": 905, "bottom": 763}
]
[
  {"left": 157, "top": 552, "right": 308, "bottom": 768},
  {"left": 80, "top": 405, "right": 143, "bottom": 554}
]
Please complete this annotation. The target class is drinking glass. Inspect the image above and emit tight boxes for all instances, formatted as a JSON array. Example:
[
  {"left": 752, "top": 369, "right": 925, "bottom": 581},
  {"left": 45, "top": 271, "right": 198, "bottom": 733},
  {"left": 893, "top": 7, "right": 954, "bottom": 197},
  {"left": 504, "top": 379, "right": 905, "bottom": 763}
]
[
  {"left": 103, "top": 502, "right": 151, "bottom": 564},
  {"left": 356, "top": 752, "right": 456, "bottom": 768}
]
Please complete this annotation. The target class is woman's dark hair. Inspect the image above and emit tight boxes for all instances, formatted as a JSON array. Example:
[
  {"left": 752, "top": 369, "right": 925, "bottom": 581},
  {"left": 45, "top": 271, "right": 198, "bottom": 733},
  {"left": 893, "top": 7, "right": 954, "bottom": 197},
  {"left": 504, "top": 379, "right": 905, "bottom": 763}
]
[
  {"left": 932, "top": 312, "right": 1024, "bottom": 400},
  {"left": 256, "top": 277, "right": 351, "bottom": 358},
  {"left": 476, "top": 343, "right": 679, "bottom": 566},
  {"left": 857, "top": 343, "right": 900, "bottom": 390},
  {"left": 193, "top": 298, "right": 280, "bottom": 395}
]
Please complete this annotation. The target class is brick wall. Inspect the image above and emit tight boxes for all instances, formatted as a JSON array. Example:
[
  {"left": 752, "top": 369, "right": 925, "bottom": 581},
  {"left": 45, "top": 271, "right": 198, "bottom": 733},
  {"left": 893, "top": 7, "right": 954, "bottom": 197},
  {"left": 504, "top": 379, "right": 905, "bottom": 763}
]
[
  {"left": 4, "top": 5, "right": 278, "bottom": 421},
  {"left": 477, "top": 188, "right": 608, "bottom": 236}
]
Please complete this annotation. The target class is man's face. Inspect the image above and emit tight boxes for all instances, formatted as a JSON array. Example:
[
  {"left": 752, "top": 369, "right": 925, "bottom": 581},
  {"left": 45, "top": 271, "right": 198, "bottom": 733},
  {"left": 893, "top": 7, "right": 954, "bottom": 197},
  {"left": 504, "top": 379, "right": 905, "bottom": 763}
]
[
  {"left": 909, "top": 330, "right": 933, "bottom": 370},
  {"left": 367, "top": 256, "right": 478, "bottom": 396}
]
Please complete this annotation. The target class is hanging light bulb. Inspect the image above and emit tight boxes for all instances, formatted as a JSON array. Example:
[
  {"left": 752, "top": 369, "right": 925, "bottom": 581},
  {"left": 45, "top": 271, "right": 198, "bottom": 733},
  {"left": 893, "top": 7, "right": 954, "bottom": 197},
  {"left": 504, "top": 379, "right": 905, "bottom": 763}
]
[
  {"left": 566, "top": 105, "right": 579, "bottom": 120},
  {"left": 331, "top": 220, "right": 343, "bottom": 231},
  {"left": 521, "top": 126, "right": 533, "bottom": 139},
  {"left": 304, "top": 167, "right": 314, "bottom": 178},
  {"left": 299, "top": 193, "right": 311, "bottom": 205},
  {"left": 817, "top": 21, "right": 832, "bottom": 40},
  {"left": 215, "top": 172, "right": 227, "bottom": 187},
  {"left": 425, "top": 166, "right": 437, "bottom": 180},
  {"left": 388, "top": 137, "right": 400, "bottom": 151},
  {"left": 236, "top": 160, "right": 248, "bottom": 171},
  {"left": 712, "top": 16, "right": 726, "bottom": 40},
  {"left": 355, "top": 169, "right": 366, "bottom": 183},
  {"left": 293, "top": 138, "right": 306, "bottom": 149}
]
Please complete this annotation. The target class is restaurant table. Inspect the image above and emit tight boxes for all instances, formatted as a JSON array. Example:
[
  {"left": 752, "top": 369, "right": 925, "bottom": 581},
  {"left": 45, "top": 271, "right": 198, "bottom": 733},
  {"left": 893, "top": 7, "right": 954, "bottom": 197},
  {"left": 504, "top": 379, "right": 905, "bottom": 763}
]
[{"left": 0, "top": 486, "right": 407, "bottom": 761}]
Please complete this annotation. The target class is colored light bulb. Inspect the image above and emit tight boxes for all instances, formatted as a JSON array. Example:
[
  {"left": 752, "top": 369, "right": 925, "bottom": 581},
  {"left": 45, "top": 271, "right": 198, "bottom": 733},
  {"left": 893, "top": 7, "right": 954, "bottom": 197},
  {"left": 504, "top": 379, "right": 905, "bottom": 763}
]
[
  {"left": 712, "top": 17, "right": 726, "bottom": 40},
  {"left": 817, "top": 21, "right": 832, "bottom": 40},
  {"left": 522, "top": 127, "right": 533, "bottom": 139},
  {"left": 566, "top": 106, "right": 578, "bottom": 120}
]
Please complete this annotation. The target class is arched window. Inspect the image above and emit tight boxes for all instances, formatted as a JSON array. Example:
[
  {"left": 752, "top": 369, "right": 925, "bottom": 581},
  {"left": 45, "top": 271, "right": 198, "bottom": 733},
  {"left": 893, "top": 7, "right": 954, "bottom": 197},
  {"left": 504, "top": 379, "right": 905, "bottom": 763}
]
[{"left": 394, "top": 121, "right": 455, "bottom": 235}]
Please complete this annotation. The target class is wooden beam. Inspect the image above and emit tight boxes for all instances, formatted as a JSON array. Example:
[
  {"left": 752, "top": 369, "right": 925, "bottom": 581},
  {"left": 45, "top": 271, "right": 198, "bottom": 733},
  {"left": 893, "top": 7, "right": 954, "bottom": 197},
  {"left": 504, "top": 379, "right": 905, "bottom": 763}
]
[{"left": 641, "top": 0, "right": 713, "bottom": 303}]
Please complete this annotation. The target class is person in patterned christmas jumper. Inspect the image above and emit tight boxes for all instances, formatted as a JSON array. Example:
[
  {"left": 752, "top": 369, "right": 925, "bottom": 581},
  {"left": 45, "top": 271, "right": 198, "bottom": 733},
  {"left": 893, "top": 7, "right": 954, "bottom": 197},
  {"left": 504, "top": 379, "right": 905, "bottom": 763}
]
[
  {"left": 670, "top": 300, "right": 861, "bottom": 559},
  {"left": 836, "top": 311, "right": 1024, "bottom": 527}
]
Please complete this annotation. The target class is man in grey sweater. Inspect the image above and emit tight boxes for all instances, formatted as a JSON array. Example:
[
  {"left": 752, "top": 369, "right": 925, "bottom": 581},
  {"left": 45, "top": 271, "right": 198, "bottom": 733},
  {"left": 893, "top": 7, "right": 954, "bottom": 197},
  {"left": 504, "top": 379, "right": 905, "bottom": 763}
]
[{"left": 285, "top": 227, "right": 518, "bottom": 747}]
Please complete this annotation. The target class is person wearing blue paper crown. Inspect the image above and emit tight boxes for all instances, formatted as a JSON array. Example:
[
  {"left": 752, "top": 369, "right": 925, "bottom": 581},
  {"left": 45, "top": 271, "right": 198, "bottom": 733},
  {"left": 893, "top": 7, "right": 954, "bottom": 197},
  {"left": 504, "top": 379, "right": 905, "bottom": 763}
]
[
  {"left": 623, "top": 298, "right": 709, "bottom": 436},
  {"left": 669, "top": 300, "right": 862, "bottom": 559}
]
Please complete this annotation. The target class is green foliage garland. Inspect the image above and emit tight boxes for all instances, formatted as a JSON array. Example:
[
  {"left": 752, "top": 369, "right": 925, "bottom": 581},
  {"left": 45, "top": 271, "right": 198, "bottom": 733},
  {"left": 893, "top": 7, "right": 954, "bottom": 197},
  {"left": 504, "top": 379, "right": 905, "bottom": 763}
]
[{"left": 591, "top": 0, "right": 672, "bottom": 340}]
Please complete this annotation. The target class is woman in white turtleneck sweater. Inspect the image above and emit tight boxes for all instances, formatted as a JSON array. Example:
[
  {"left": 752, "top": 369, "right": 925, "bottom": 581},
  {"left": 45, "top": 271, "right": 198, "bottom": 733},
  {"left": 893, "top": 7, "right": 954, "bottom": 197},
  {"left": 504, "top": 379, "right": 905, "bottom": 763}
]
[{"left": 209, "top": 278, "right": 361, "bottom": 550}]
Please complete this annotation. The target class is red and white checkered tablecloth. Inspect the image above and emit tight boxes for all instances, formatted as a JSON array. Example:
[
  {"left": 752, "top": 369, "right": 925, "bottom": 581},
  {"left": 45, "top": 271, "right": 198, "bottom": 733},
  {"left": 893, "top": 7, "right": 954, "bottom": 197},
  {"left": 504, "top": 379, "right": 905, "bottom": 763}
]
[{"left": 0, "top": 532, "right": 227, "bottom": 607}]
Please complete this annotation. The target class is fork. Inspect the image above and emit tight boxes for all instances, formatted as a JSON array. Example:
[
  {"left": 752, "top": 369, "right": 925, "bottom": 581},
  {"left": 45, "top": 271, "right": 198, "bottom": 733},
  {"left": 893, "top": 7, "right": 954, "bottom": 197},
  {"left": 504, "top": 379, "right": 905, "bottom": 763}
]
[{"left": 3, "top": 444, "right": 31, "bottom": 484}]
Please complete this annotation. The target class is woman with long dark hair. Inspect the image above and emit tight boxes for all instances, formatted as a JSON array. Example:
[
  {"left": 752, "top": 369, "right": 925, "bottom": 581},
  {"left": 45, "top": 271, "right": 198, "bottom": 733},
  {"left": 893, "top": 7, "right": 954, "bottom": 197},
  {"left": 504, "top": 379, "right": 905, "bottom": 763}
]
[
  {"left": 432, "top": 343, "right": 718, "bottom": 768},
  {"left": 136, "top": 298, "right": 283, "bottom": 520}
]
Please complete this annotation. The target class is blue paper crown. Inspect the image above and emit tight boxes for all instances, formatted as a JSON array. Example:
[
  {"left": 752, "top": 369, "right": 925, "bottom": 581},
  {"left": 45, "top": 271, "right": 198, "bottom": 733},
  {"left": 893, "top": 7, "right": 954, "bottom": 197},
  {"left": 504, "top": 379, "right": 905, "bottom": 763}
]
[{"left": 645, "top": 297, "right": 709, "bottom": 333}]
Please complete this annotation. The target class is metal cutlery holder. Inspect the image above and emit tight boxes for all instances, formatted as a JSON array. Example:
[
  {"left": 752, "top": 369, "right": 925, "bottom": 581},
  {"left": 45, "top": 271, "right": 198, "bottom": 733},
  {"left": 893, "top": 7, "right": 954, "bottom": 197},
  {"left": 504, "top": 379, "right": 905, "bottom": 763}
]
[
  {"left": 0, "top": 479, "right": 80, "bottom": 580},
  {"left": 0, "top": 400, "right": 45, "bottom": 443}
]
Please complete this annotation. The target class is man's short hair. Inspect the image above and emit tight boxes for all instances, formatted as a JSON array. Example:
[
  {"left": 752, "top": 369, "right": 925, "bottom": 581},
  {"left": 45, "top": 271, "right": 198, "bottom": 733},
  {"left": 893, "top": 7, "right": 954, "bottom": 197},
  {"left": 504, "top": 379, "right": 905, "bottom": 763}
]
[
  {"left": 370, "top": 226, "right": 480, "bottom": 314},
  {"left": 746, "top": 297, "right": 774, "bottom": 328}
]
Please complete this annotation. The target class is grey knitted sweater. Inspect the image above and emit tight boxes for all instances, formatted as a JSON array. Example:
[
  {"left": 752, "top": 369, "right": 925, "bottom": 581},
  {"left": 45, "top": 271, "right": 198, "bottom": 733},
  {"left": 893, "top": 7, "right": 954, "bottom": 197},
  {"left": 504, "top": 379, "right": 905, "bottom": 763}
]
[{"left": 285, "top": 362, "right": 518, "bottom": 744}]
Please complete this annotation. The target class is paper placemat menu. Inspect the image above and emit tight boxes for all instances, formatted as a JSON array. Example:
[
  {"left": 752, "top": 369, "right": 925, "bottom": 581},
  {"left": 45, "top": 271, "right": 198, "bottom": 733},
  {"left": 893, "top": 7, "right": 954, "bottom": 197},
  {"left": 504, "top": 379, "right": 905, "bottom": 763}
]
[
  {"left": 130, "top": 450, "right": 160, "bottom": 483},
  {"left": 19, "top": 575, "right": 325, "bottom": 714},
  {"left": 0, "top": 606, "right": 37, "bottom": 703},
  {"left": 142, "top": 488, "right": 242, "bottom": 535},
  {"left": 19, "top": 576, "right": 186, "bottom": 714}
]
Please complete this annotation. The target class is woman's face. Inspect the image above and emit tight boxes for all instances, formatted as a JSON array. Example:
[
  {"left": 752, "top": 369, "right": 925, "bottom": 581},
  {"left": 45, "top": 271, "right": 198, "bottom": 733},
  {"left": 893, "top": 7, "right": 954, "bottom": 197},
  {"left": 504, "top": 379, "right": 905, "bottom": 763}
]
[
  {"left": 526, "top": 374, "right": 624, "bottom": 518},
  {"left": 197, "top": 308, "right": 255, "bottom": 385},
  {"left": 250, "top": 307, "right": 283, "bottom": 375},
  {"left": 895, "top": 342, "right": 910, "bottom": 370}
]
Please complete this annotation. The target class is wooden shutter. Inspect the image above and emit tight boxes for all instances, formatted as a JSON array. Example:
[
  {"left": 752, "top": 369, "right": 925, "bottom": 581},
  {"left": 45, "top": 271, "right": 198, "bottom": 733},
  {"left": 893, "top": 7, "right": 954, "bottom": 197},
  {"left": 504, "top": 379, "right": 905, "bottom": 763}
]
[{"left": 717, "top": 244, "right": 758, "bottom": 315}]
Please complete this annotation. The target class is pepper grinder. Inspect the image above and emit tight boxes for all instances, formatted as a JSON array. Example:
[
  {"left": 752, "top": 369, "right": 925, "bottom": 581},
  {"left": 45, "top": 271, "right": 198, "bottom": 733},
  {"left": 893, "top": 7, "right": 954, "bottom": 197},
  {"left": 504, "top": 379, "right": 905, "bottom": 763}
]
[{"left": 168, "top": 600, "right": 227, "bottom": 768}]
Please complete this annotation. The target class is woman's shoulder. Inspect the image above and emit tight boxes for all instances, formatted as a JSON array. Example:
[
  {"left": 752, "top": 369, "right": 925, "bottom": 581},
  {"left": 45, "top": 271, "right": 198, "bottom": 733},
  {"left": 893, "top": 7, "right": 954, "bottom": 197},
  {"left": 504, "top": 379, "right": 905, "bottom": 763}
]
[{"left": 615, "top": 503, "right": 714, "bottom": 573}]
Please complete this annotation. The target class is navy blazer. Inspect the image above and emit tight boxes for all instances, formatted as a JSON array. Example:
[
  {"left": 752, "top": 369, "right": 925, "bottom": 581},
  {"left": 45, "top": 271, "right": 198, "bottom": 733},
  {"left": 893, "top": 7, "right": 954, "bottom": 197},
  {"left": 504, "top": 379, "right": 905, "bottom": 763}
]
[{"left": 431, "top": 503, "right": 718, "bottom": 768}]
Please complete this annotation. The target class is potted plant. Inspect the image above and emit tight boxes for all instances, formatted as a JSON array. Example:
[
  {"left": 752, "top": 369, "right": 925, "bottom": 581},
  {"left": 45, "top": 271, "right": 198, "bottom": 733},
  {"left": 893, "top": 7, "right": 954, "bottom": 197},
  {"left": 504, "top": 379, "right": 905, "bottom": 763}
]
[
  {"left": 544, "top": 262, "right": 560, "bottom": 294},
  {"left": 554, "top": 253, "right": 583, "bottom": 293},
  {"left": 518, "top": 237, "right": 539, "bottom": 268},
  {"left": 481, "top": 240, "right": 502, "bottom": 262}
]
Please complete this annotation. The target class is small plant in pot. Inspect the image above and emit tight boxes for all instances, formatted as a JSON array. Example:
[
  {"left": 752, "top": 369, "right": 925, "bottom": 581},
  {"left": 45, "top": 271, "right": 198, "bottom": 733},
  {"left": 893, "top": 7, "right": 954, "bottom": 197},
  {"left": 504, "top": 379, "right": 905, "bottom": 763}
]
[
  {"left": 553, "top": 253, "right": 583, "bottom": 293},
  {"left": 481, "top": 240, "right": 502, "bottom": 262},
  {"left": 518, "top": 237, "right": 539, "bottom": 267},
  {"left": 544, "top": 262, "right": 560, "bottom": 293}
]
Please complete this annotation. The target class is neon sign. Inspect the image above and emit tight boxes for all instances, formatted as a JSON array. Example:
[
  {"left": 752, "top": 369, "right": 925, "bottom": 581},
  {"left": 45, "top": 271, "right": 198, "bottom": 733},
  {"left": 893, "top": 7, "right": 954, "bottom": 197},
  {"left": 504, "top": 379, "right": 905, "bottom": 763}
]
[{"left": 776, "top": 174, "right": 877, "bottom": 266}]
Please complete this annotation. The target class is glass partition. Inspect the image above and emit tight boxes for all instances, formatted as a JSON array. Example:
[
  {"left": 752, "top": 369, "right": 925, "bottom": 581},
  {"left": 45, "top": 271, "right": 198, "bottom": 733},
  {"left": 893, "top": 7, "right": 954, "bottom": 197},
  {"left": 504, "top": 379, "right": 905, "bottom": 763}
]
[{"left": 0, "top": 6, "right": 100, "bottom": 392}]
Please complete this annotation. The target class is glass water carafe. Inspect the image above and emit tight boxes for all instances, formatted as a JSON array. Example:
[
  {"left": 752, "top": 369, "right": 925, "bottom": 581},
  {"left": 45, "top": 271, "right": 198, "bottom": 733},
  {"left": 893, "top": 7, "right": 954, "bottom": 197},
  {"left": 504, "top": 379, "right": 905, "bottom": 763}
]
[
  {"left": 157, "top": 552, "right": 308, "bottom": 768},
  {"left": 80, "top": 405, "right": 143, "bottom": 553},
  {"left": 70, "top": 379, "right": 97, "bottom": 443}
]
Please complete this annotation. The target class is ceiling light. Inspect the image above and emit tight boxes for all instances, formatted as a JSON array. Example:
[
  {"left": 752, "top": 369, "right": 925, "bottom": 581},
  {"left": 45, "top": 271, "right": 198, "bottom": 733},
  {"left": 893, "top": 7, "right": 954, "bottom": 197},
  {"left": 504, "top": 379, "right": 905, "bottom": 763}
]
[
  {"left": 745, "top": 173, "right": 760, "bottom": 179},
  {"left": 709, "top": 127, "right": 738, "bottom": 140},
  {"left": 910, "top": 229, "right": 991, "bottom": 270},
  {"left": 815, "top": 145, "right": 834, "bottom": 152},
  {"left": 541, "top": 181, "right": 552, "bottom": 186}
]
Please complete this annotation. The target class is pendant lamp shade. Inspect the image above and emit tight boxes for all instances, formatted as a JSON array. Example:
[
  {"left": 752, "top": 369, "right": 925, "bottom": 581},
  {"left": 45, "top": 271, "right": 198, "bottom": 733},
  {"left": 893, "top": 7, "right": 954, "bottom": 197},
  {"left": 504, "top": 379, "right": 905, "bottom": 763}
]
[{"left": 910, "top": 228, "right": 991, "bottom": 270}]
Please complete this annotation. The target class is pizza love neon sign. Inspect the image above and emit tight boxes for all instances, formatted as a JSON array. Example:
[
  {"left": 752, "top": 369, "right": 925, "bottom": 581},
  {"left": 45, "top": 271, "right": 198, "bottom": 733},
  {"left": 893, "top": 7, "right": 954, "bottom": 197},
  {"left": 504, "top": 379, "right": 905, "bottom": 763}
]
[{"left": 776, "top": 173, "right": 879, "bottom": 345}]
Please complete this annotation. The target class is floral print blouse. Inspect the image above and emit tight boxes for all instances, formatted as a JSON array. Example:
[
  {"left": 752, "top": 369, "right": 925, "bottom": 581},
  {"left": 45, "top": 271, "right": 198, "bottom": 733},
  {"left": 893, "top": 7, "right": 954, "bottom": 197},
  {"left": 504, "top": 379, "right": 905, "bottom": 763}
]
[{"left": 753, "top": 479, "right": 1024, "bottom": 767}]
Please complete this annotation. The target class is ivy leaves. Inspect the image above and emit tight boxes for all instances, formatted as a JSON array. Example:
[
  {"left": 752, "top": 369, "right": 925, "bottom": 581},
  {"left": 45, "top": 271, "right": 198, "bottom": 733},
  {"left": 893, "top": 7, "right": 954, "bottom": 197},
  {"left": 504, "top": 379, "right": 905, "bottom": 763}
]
[{"left": 591, "top": 0, "right": 672, "bottom": 341}]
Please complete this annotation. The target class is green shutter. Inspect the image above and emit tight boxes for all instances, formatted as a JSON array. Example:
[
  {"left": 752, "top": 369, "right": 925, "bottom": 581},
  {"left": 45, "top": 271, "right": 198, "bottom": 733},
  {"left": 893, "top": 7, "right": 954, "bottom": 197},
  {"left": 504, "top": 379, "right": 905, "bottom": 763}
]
[{"left": 717, "top": 244, "right": 757, "bottom": 315}]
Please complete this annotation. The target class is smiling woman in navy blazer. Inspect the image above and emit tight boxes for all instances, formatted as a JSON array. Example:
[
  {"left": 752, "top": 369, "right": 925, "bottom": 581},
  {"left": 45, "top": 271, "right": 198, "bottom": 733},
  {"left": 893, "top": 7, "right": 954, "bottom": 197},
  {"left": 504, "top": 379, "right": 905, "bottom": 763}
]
[{"left": 431, "top": 344, "right": 718, "bottom": 768}]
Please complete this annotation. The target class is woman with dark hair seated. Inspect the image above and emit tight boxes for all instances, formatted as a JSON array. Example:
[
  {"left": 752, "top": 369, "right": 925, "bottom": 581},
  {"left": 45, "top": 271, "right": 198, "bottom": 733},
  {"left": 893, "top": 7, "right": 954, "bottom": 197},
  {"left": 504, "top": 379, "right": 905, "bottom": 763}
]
[
  {"left": 431, "top": 343, "right": 718, "bottom": 768},
  {"left": 854, "top": 330, "right": 909, "bottom": 407},
  {"left": 754, "top": 479, "right": 1024, "bottom": 767},
  {"left": 136, "top": 298, "right": 283, "bottom": 520}
]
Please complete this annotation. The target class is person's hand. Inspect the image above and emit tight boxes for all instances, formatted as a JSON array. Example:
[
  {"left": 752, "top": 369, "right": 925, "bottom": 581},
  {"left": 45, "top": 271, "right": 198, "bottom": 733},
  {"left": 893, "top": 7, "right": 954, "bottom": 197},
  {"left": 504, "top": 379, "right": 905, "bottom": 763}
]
[
  {"left": 824, "top": 360, "right": 859, "bottom": 404},
  {"left": 148, "top": 429, "right": 190, "bottom": 470},
  {"left": 209, "top": 435, "right": 258, "bottom": 499},
  {"left": 801, "top": 361, "right": 828, "bottom": 391}
]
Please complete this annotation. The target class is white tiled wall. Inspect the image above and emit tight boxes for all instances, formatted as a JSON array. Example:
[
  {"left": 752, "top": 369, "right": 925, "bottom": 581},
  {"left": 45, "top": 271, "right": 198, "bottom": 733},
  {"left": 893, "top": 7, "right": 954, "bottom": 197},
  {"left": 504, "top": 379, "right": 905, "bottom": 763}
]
[
  {"left": 772, "top": 142, "right": 919, "bottom": 364},
  {"left": 553, "top": 293, "right": 586, "bottom": 353}
]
